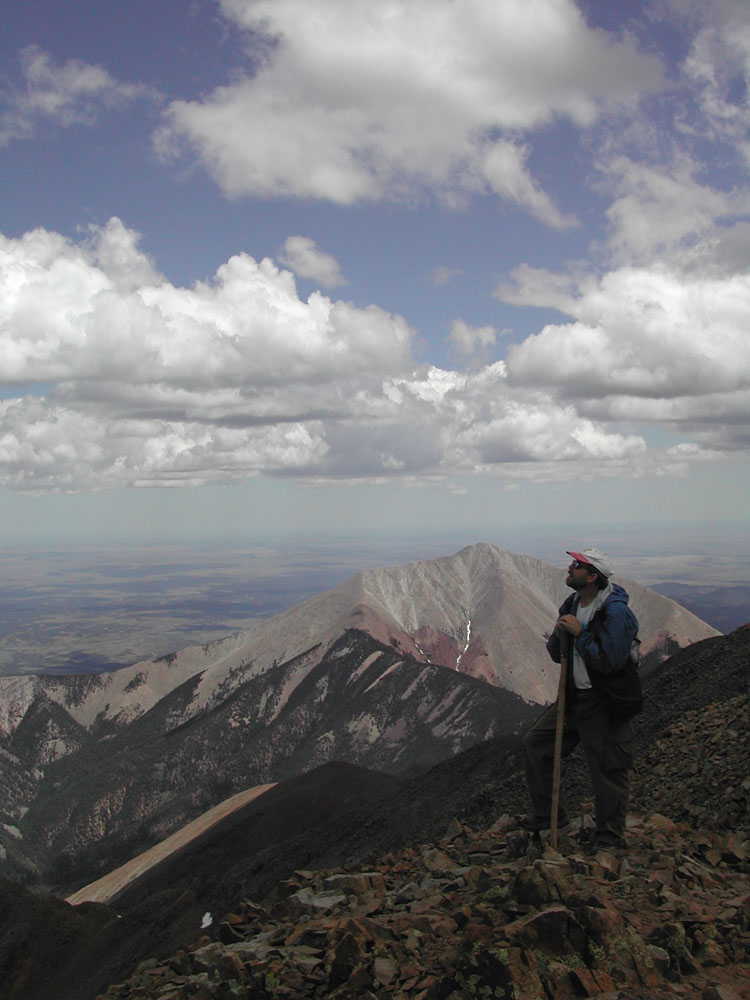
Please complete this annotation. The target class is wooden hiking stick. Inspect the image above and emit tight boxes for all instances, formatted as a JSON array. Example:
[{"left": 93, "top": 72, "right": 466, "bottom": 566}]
[{"left": 550, "top": 641, "right": 568, "bottom": 850}]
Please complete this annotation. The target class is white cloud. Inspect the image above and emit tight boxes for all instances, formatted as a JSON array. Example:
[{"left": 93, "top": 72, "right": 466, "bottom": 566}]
[
  {"left": 379, "top": 364, "right": 651, "bottom": 478},
  {"left": 278, "top": 236, "right": 347, "bottom": 288},
  {"left": 459, "top": 400, "right": 646, "bottom": 466},
  {"left": 698, "top": 221, "right": 750, "bottom": 276},
  {"left": 495, "top": 264, "right": 580, "bottom": 313},
  {"left": 427, "top": 266, "right": 463, "bottom": 286},
  {"left": 1, "top": 219, "right": 746, "bottom": 494},
  {"left": 0, "top": 45, "right": 153, "bottom": 146},
  {"left": 681, "top": 4, "right": 750, "bottom": 157},
  {"left": 602, "top": 157, "right": 749, "bottom": 263},
  {"left": 156, "top": 0, "right": 661, "bottom": 215},
  {"left": 0, "top": 219, "right": 411, "bottom": 387},
  {"left": 504, "top": 264, "right": 750, "bottom": 446},
  {"left": 448, "top": 319, "right": 497, "bottom": 364},
  {"left": 481, "top": 141, "right": 579, "bottom": 229},
  {"left": 0, "top": 396, "right": 329, "bottom": 491},
  {"left": 0, "top": 219, "right": 415, "bottom": 489}
]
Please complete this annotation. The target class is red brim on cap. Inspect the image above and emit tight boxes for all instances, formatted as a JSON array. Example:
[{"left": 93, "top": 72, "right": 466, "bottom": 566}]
[{"left": 566, "top": 551, "right": 593, "bottom": 566}]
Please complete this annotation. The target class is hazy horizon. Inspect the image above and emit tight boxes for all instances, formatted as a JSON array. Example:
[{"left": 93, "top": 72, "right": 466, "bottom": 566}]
[{"left": 2, "top": 520, "right": 747, "bottom": 677}]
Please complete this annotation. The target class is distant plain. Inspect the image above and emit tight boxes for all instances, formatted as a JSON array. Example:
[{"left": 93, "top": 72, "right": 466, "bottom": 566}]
[{"left": 1, "top": 522, "right": 748, "bottom": 676}]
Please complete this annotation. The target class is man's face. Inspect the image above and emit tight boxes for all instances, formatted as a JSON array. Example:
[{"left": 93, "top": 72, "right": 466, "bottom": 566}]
[{"left": 566, "top": 559, "right": 598, "bottom": 591}]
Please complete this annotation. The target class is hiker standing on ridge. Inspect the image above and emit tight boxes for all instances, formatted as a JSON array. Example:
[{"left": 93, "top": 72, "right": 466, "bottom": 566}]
[{"left": 522, "top": 548, "right": 641, "bottom": 851}]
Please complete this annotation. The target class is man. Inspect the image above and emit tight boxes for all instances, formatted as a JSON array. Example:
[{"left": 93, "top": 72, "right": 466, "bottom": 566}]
[{"left": 522, "top": 548, "right": 640, "bottom": 850}]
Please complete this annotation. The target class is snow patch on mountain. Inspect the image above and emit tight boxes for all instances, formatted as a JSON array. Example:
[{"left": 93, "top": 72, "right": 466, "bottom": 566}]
[{"left": 456, "top": 618, "right": 471, "bottom": 669}]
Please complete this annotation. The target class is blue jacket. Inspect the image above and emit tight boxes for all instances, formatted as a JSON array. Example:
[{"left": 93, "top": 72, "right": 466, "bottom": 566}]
[{"left": 546, "top": 584, "right": 639, "bottom": 679}]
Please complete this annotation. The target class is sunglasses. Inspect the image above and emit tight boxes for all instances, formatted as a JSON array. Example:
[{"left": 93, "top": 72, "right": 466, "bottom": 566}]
[{"left": 569, "top": 559, "right": 595, "bottom": 570}]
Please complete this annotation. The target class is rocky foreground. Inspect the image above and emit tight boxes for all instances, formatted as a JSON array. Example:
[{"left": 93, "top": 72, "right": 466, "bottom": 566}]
[
  {"left": 97, "top": 663, "right": 750, "bottom": 1000},
  {"left": 99, "top": 809, "right": 749, "bottom": 1000}
]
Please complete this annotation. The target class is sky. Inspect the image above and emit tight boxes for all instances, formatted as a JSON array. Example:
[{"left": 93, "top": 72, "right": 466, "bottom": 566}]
[{"left": 1, "top": 0, "right": 750, "bottom": 547}]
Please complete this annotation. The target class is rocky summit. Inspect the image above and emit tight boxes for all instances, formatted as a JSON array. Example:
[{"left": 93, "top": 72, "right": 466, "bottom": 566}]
[{"left": 99, "top": 812, "right": 750, "bottom": 1000}]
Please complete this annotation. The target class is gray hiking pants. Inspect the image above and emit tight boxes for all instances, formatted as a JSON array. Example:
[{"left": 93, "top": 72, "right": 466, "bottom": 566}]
[{"left": 522, "top": 689, "right": 633, "bottom": 840}]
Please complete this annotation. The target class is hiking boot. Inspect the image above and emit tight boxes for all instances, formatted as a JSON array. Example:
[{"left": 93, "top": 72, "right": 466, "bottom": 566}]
[
  {"left": 519, "top": 812, "right": 570, "bottom": 833},
  {"left": 588, "top": 832, "right": 627, "bottom": 854}
]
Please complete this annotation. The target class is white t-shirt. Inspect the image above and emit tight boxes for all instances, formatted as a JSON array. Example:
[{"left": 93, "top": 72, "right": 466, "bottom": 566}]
[{"left": 573, "top": 599, "right": 596, "bottom": 689}]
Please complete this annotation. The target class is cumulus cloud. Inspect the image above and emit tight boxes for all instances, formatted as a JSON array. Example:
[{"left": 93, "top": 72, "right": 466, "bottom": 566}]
[
  {"left": 494, "top": 264, "right": 580, "bottom": 313},
  {"left": 602, "top": 157, "right": 750, "bottom": 263},
  {"left": 278, "top": 236, "right": 347, "bottom": 288},
  {"left": 503, "top": 263, "right": 750, "bottom": 456},
  {"left": 448, "top": 319, "right": 498, "bottom": 365},
  {"left": 0, "top": 395, "right": 330, "bottom": 491},
  {"left": 0, "top": 219, "right": 410, "bottom": 388},
  {"left": 155, "top": 0, "right": 661, "bottom": 216},
  {"left": 0, "top": 45, "right": 153, "bottom": 145},
  {"left": 2, "top": 219, "right": 745, "bottom": 494},
  {"left": 385, "top": 364, "right": 650, "bottom": 477},
  {"left": 0, "top": 219, "right": 434, "bottom": 490}
]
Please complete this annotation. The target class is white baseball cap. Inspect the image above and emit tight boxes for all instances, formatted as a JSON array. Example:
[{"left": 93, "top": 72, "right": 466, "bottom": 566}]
[{"left": 567, "top": 548, "right": 614, "bottom": 578}]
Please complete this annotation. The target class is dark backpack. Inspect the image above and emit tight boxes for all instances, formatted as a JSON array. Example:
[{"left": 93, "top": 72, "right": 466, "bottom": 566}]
[{"left": 584, "top": 606, "right": 643, "bottom": 724}]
